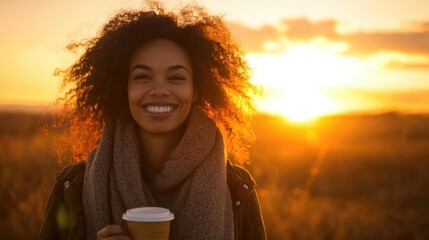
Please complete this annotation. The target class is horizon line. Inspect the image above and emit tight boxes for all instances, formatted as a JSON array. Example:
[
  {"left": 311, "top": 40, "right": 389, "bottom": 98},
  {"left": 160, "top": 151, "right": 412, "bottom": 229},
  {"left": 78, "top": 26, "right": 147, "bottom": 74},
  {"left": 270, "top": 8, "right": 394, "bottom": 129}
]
[{"left": 1, "top": 103, "right": 428, "bottom": 118}]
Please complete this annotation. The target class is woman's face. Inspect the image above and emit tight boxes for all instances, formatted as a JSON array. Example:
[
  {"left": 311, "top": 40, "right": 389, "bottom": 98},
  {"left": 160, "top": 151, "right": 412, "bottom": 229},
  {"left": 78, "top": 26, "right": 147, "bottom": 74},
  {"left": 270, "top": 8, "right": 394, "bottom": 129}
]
[{"left": 128, "top": 39, "right": 194, "bottom": 134}]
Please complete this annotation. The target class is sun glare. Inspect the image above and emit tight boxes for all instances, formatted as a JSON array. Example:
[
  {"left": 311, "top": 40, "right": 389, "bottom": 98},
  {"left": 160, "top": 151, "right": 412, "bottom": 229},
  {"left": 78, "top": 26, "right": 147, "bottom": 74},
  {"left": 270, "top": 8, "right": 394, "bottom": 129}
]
[
  {"left": 256, "top": 88, "right": 338, "bottom": 122},
  {"left": 247, "top": 42, "right": 360, "bottom": 122}
]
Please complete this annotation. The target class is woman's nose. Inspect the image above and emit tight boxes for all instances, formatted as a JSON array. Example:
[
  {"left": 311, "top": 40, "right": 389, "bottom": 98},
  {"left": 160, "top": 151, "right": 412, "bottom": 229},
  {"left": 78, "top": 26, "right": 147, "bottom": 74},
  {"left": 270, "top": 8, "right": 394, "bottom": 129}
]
[{"left": 148, "top": 80, "right": 170, "bottom": 97}]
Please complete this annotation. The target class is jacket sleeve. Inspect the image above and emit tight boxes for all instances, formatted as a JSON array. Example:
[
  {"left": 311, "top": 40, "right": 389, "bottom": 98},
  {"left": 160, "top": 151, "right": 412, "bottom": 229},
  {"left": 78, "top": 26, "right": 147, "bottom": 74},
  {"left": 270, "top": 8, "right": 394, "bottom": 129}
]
[
  {"left": 38, "top": 182, "right": 61, "bottom": 240},
  {"left": 38, "top": 180, "right": 74, "bottom": 240},
  {"left": 242, "top": 188, "right": 267, "bottom": 240},
  {"left": 229, "top": 163, "right": 267, "bottom": 240},
  {"left": 39, "top": 162, "right": 86, "bottom": 240}
]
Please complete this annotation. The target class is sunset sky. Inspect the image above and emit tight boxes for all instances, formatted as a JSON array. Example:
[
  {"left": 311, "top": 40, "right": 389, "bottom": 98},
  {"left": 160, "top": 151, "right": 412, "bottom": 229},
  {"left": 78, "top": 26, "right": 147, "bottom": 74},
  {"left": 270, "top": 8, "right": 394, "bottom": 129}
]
[{"left": 1, "top": 0, "right": 428, "bottom": 121}]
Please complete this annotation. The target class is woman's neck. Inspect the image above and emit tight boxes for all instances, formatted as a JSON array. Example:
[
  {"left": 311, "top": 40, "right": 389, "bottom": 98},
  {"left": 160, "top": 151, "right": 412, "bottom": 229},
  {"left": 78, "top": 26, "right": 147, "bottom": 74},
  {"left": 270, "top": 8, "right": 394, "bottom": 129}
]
[{"left": 138, "top": 125, "right": 185, "bottom": 178}]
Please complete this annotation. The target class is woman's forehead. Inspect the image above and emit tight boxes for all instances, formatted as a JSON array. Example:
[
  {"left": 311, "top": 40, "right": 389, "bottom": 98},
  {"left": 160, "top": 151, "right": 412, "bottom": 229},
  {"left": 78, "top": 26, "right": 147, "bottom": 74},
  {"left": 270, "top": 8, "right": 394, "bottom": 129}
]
[{"left": 129, "top": 39, "right": 192, "bottom": 71}]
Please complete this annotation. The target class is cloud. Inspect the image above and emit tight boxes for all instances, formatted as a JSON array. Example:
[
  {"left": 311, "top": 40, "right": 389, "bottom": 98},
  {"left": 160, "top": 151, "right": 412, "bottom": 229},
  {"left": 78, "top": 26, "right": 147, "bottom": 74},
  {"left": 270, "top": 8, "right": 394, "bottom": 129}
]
[
  {"left": 283, "top": 19, "right": 429, "bottom": 55},
  {"left": 282, "top": 18, "right": 339, "bottom": 40},
  {"left": 229, "top": 19, "right": 429, "bottom": 57},
  {"left": 343, "top": 31, "right": 429, "bottom": 55},
  {"left": 228, "top": 22, "right": 280, "bottom": 52},
  {"left": 384, "top": 61, "right": 429, "bottom": 70}
]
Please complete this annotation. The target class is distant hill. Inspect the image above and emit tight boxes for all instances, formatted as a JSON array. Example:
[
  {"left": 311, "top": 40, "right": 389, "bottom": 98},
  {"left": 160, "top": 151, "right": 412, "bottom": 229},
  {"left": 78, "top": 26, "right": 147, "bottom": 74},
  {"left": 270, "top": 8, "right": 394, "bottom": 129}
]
[
  {"left": 0, "top": 104, "right": 58, "bottom": 114},
  {"left": 254, "top": 112, "right": 429, "bottom": 143}
]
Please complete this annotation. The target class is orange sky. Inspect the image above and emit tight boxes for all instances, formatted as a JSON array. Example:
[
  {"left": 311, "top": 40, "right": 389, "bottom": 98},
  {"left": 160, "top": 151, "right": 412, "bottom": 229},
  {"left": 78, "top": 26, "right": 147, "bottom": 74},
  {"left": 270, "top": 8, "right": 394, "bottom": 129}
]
[{"left": 1, "top": 0, "right": 428, "bottom": 121}]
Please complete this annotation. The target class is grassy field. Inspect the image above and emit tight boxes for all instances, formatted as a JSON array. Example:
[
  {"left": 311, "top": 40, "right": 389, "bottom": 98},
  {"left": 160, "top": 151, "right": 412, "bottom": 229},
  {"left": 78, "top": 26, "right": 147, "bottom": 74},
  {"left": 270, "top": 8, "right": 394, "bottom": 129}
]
[{"left": 0, "top": 111, "right": 428, "bottom": 239}]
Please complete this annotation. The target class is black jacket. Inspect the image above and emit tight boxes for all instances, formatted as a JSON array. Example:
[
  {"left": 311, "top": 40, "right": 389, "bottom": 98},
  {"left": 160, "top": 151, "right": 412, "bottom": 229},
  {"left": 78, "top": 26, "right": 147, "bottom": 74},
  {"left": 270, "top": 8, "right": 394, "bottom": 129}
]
[{"left": 39, "top": 161, "right": 267, "bottom": 240}]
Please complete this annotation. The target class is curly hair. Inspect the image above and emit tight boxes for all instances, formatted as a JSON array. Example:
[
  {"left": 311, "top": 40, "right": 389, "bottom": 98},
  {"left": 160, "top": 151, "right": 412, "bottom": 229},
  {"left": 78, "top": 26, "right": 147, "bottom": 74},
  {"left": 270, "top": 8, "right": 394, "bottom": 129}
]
[{"left": 57, "top": 2, "right": 259, "bottom": 164}]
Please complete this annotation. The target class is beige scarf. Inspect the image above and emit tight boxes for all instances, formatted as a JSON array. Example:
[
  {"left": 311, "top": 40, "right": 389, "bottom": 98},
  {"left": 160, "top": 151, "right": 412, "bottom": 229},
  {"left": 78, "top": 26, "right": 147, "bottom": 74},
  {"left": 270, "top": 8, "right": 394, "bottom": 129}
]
[{"left": 82, "top": 108, "right": 234, "bottom": 240}]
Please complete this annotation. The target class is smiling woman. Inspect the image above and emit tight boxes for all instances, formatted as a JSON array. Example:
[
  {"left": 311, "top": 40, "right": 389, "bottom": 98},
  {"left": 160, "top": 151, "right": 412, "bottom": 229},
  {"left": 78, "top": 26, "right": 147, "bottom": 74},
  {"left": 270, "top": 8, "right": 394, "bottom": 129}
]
[{"left": 39, "top": 2, "right": 266, "bottom": 240}]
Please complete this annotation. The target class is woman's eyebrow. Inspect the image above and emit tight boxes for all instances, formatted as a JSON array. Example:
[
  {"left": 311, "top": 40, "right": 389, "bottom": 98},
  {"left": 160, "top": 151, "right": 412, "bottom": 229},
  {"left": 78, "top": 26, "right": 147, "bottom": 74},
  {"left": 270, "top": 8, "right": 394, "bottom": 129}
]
[
  {"left": 130, "top": 64, "right": 151, "bottom": 72},
  {"left": 167, "top": 65, "right": 190, "bottom": 74},
  {"left": 130, "top": 64, "right": 190, "bottom": 74}
]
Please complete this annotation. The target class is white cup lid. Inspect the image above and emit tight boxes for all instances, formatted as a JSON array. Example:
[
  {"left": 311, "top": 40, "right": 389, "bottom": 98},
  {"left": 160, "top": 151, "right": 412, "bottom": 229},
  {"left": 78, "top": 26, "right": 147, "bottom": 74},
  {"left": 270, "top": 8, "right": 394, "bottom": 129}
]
[{"left": 122, "top": 207, "right": 175, "bottom": 222}]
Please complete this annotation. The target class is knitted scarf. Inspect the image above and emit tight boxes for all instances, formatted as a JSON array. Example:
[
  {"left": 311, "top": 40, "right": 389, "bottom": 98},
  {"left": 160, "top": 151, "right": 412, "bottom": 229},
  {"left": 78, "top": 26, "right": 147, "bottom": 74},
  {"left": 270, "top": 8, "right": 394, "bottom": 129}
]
[{"left": 82, "top": 108, "right": 234, "bottom": 240}]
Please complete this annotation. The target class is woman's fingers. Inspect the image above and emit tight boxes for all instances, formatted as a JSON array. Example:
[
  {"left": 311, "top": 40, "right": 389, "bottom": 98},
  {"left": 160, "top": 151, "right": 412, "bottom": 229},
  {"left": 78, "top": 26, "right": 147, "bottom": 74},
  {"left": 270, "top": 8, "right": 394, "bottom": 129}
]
[{"left": 97, "top": 225, "right": 129, "bottom": 239}]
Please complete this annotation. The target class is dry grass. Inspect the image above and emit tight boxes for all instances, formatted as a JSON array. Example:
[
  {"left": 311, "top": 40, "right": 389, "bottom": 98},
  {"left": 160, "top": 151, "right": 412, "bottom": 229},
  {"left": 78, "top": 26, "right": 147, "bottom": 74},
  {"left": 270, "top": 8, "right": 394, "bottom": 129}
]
[
  {"left": 250, "top": 113, "right": 429, "bottom": 240},
  {"left": 1, "top": 111, "right": 429, "bottom": 239}
]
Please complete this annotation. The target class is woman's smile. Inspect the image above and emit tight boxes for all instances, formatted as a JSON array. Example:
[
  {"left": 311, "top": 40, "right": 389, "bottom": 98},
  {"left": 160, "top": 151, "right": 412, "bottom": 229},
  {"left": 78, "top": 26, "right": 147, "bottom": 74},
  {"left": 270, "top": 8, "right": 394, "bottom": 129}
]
[
  {"left": 141, "top": 102, "right": 179, "bottom": 119},
  {"left": 144, "top": 105, "right": 174, "bottom": 113}
]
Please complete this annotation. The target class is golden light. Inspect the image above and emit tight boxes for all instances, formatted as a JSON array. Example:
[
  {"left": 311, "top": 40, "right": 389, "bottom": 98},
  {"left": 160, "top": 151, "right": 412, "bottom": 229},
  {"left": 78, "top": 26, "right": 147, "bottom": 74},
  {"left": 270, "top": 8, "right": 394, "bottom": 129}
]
[
  {"left": 247, "top": 41, "right": 360, "bottom": 122},
  {"left": 256, "top": 88, "right": 338, "bottom": 122},
  {"left": 0, "top": 47, "right": 61, "bottom": 106}
]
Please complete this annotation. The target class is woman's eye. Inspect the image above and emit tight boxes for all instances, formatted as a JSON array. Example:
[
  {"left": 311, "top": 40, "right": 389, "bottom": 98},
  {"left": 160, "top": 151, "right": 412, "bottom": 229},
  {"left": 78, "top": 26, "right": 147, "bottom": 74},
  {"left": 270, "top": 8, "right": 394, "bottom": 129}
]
[
  {"left": 134, "top": 74, "right": 151, "bottom": 80},
  {"left": 169, "top": 76, "right": 186, "bottom": 81}
]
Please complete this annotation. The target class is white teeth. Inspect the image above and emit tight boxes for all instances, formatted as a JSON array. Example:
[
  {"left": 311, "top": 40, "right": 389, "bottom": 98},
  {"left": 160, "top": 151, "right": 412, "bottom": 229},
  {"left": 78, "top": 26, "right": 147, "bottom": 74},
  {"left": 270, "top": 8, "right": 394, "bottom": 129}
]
[{"left": 145, "top": 106, "right": 173, "bottom": 113}]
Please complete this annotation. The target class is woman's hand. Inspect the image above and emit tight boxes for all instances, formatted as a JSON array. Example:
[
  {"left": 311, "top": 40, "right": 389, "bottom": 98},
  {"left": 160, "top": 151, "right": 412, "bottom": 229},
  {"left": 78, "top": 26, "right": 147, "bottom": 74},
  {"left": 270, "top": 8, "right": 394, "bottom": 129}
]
[{"left": 97, "top": 225, "right": 131, "bottom": 240}]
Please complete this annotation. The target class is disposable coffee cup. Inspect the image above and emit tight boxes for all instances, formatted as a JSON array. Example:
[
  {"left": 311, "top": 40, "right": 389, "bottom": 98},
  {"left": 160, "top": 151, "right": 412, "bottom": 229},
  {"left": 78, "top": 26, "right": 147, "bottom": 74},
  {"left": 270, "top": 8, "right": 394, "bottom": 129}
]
[{"left": 123, "top": 207, "right": 175, "bottom": 240}]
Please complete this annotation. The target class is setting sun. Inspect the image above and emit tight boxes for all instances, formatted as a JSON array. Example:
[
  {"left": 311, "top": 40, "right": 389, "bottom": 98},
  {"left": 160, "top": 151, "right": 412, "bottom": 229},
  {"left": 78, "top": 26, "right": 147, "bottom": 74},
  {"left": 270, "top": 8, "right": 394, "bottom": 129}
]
[{"left": 247, "top": 41, "right": 360, "bottom": 122}]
